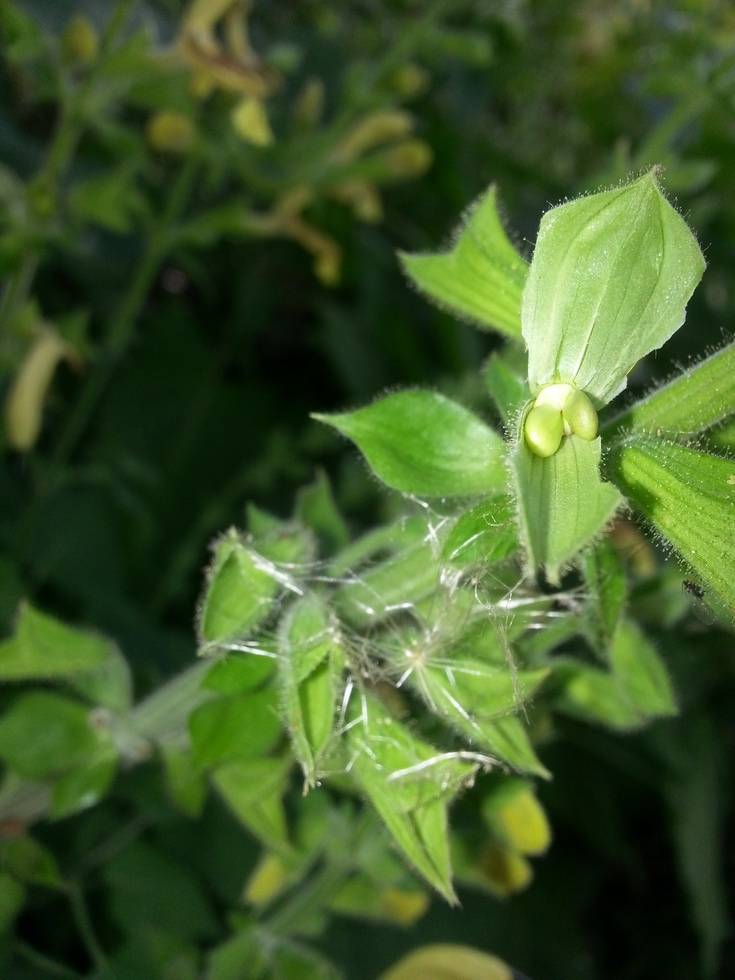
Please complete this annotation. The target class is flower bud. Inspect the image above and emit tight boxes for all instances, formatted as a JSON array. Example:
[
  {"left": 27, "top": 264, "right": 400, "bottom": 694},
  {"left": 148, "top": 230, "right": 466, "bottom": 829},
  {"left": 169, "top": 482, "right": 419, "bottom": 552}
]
[
  {"left": 562, "top": 388, "right": 599, "bottom": 441},
  {"left": 523, "top": 402, "right": 564, "bottom": 458},
  {"left": 4, "top": 329, "right": 68, "bottom": 451},
  {"left": 231, "top": 96, "right": 274, "bottom": 147},
  {"left": 146, "top": 112, "right": 195, "bottom": 154},
  {"left": 61, "top": 15, "right": 99, "bottom": 65}
]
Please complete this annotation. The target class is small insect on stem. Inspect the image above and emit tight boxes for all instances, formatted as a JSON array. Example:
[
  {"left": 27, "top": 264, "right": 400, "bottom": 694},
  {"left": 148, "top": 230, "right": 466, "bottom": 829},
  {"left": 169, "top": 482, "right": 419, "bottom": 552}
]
[{"left": 682, "top": 579, "right": 716, "bottom": 625}]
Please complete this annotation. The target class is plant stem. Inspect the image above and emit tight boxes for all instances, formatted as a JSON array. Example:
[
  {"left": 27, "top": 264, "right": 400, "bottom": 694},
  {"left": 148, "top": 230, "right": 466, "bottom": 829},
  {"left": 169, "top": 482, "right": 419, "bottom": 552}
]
[
  {"left": 0, "top": 0, "right": 139, "bottom": 334},
  {"left": 66, "top": 880, "right": 116, "bottom": 979},
  {"left": 266, "top": 859, "right": 350, "bottom": 940},
  {"left": 52, "top": 157, "right": 199, "bottom": 467}
]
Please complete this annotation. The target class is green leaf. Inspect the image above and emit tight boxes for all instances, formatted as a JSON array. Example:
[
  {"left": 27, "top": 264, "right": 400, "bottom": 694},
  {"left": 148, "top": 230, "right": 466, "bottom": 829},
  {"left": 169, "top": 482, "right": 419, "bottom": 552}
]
[
  {"left": 522, "top": 170, "right": 705, "bottom": 407},
  {"left": 603, "top": 341, "right": 735, "bottom": 439},
  {"left": 552, "top": 619, "right": 676, "bottom": 729},
  {"left": 582, "top": 537, "right": 627, "bottom": 658},
  {"left": 0, "top": 871, "right": 25, "bottom": 932},
  {"left": 203, "top": 650, "right": 276, "bottom": 695},
  {"left": 484, "top": 352, "right": 529, "bottom": 424},
  {"left": 189, "top": 688, "right": 282, "bottom": 770},
  {"left": 441, "top": 495, "right": 518, "bottom": 566},
  {"left": 399, "top": 185, "right": 527, "bottom": 339},
  {"left": 161, "top": 746, "right": 207, "bottom": 817},
  {"left": 68, "top": 168, "right": 145, "bottom": 233},
  {"left": 655, "top": 712, "right": 728, "bottom": 977},
  {"left": 511, "top": 433, "right": 623, "bottom": 583},
  {"left": 0, "top": 835, "right": 61, "bottom": 888},
  {"left": 278, "top": 597, "right": 343, "bottom": 787},
  {"left": 0, "top": 603, "right": 110, "bottom": 681},
  {"left": 50, "top": 751, "right": 118, "bottom": 819},
  {"left": 65, "top": 644, "right": 133, "bottom": 714},
  {"left": 471, "top": 715, "right": 549, "bottom": 778},
  {"left": 346, "top": 693, "right": 475, "bottom": 901},
  {"left": 198, "top": 534, "right": 280, "bottom": 647},
  {"left": 0, "top": 692, "right": 110, "bottom": 779},
  {"left": 333, "top": 537, "right": 442, "bottom": 629},
  {"left": 606, "top": 437, "right": 735, "bottom": 610},
  {"left": 295, "top": 470, "right": 350, "bottom": 554},
  {"left": 212, "top": 756, "right": 293, "bottom": 854},
  {"left": 313, "top": 390, "right": 505, "bottom": 497},
  {"left": 610, "top": 619, "right": 676, "bottom": 716}
]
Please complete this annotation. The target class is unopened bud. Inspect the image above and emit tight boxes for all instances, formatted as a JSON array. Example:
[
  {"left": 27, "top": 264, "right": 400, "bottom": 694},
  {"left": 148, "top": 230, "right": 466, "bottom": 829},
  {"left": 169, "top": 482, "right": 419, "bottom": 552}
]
[
  {"left": 231, "top": 96, "right": 274, "bottom": 147},
  {"left": 4, "top": 329, "right": 68, "bottom": 451},
  {"left": 146, "top": 112, "right": 195, "bottom": 154}
]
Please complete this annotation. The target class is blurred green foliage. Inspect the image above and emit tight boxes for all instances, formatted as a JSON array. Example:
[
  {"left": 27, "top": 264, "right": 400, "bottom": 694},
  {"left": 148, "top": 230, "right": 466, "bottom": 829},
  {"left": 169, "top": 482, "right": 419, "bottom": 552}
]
[{"left": 1, "top": 1, "right": 735, "bottom": 978}]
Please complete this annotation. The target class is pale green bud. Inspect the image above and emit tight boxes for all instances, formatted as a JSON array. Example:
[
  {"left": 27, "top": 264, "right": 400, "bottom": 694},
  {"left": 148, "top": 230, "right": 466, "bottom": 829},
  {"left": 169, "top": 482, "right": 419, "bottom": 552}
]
[
  {"left": 562, "top": 389, "right": 598, "bottom": 441},
  {"left": 523, "top": 403, "right": 564, "bottom": 458}
]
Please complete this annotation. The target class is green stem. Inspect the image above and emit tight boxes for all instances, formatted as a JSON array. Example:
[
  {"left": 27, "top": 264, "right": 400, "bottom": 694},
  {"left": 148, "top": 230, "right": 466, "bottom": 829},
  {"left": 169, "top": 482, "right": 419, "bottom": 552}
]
[
  {"left": 0, "top": 253, "right": 39, "bottom": 333},
  {"left": 66, "top": 880, "right": 115, "bottom": 979},
  {"left": 265, "top": 810, "right": 376, "bottom": 939},
  {"left": 0, "top": 1, "right": 139, "bottom": 334},
  {"left": 265, "top": 859, "right": 350, "bottom": 940},
  {"left": 52, "top": 157, "right": 199, "bottom": 467}
]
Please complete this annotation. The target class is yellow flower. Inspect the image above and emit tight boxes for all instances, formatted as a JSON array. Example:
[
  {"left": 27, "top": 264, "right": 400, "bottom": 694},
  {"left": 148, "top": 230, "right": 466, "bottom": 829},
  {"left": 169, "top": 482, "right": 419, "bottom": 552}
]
[
  {"left": 231, "top": 95, "right": 274, "bottom": 146},
  {"left": 146, "top": 112, "right": 196, "bottom": 154},
  {"left": 179, "top": 0, "right": 279, "bottom": 100},
  {"left": 243, "top": 852, "right": 289, "bottom": 906},
  {"left": 4, "top": 327, "right": 69, "bottom": 452}
]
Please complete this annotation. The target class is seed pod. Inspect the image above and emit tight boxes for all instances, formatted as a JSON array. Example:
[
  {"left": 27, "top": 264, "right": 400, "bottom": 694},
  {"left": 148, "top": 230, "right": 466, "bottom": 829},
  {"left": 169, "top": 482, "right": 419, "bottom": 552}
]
[{"left": 4, "top": 329, "right": 68, "bottom": 451}]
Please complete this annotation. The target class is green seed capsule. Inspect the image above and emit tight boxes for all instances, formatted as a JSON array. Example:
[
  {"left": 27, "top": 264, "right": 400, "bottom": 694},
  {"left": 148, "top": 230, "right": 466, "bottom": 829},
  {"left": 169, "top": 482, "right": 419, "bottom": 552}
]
[
  {"left": 562, "top": 389, "right": 598, "bottom": 440},
  {"left": 524, "top": 403, "right": 564, "bottom": 458}
]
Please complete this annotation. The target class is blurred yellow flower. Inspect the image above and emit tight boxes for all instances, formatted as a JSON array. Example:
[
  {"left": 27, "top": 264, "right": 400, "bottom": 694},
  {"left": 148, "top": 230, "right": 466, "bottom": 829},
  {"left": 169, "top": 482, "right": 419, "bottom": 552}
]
[
  {"left": 146, "top": 111, "right": 196, "bottom": 154},
  {"left": 4, "top": 327, "right": 70, "bottom": 452}
]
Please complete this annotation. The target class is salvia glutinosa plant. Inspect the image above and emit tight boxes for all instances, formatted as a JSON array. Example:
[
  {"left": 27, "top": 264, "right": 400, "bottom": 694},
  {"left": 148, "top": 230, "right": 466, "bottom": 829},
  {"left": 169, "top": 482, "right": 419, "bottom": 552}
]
[{"left": 1, "top": 2, "right": 735, "bottom": 973}]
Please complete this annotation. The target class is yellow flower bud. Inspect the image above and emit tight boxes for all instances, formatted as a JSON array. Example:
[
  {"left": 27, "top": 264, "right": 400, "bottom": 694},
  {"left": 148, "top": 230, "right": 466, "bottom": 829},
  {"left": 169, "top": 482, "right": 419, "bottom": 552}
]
[
  {"left": 382, "top": 139, "right": 433, "bottom": 178},
  {"left": 331, "top": 180, "right": 383, "bottom": 223},
  {"left": 379, "top": 944, "right": 514, "bottom": 980},
  {"left": 4, "top": 329, "right": 68, "bottom": 452},
  {"left": 61, "top": 14, "right": 99, "bottom": 65},
  {"left": 231, "top": 96, "right": 274, "bottom": 147},
  {"left": 243, "top": 852, "right": 288, "bottom": 906},
  {"left": 389, "top": 64, "right": 430, "bottom": 98},
  {"left": 489, "top": 786, "right": 551, "bottom": 856},
  {"left": 380, "top": 888, "right": 429, "bottom": 926},
  {"left": 476, "top": 839, "right": 533, "bottom": 896},
  {"left": 146, "top": 112, "right": 195, "bottom": 155},
  {"left": 334, "top": 110, "right": 413, "bottom": 163},
  {"left": 293, "top": 78, "right": 325, "bottom": 128},
  {"left": 562, "top": 388, "right": 599, "bottom": 441}
]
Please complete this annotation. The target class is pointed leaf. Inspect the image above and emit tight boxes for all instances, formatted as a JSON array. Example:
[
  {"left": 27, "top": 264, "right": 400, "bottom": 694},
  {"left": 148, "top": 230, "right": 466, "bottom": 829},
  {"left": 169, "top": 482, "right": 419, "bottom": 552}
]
[
  {"left": 198, "top": 536, "right": 279, "bottom": 646},
  {"left": 346, "top": 693, "right": 476, "bottom": 900},
  {"left": 523, "top": 170, "right": 705, "bottom": 406},
  {"left": 0, "top": 603, "right": 109, "bottom": 681},
  {"left": 399, "top": 185, "right": 527, "bottom": 339},
  {"left": 212, "top": 756, "right": 293, "bottom": 854},
  {"left": 0, "top": 692, "right": 110, "bottom": 779},
  {"left": 606, "top": 437, "right": 735, "bottom": 610},
  {"left": 313, "top": 391, "right": 505, "bottom": 497},
  {"left": 189, "top": 688, "right": 282, "bottom": 770},
  {"left": 511, "top": 433, "right": 623, "bottom": 583},
  {"left": 278, "top": 597, "right": 343, "bottom": 786},
  {"left": 604, "top": 341, "right": 735, "bottom": 439},
  {"left": 441, "top": 495, "right": 518, "bottom": 566}
]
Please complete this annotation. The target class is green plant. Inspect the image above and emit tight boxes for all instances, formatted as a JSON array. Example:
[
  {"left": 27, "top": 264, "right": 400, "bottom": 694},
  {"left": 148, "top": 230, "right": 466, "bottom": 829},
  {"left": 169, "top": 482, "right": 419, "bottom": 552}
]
[{"left": 2, "top": 3, "right": 735, "bottom": 979}]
